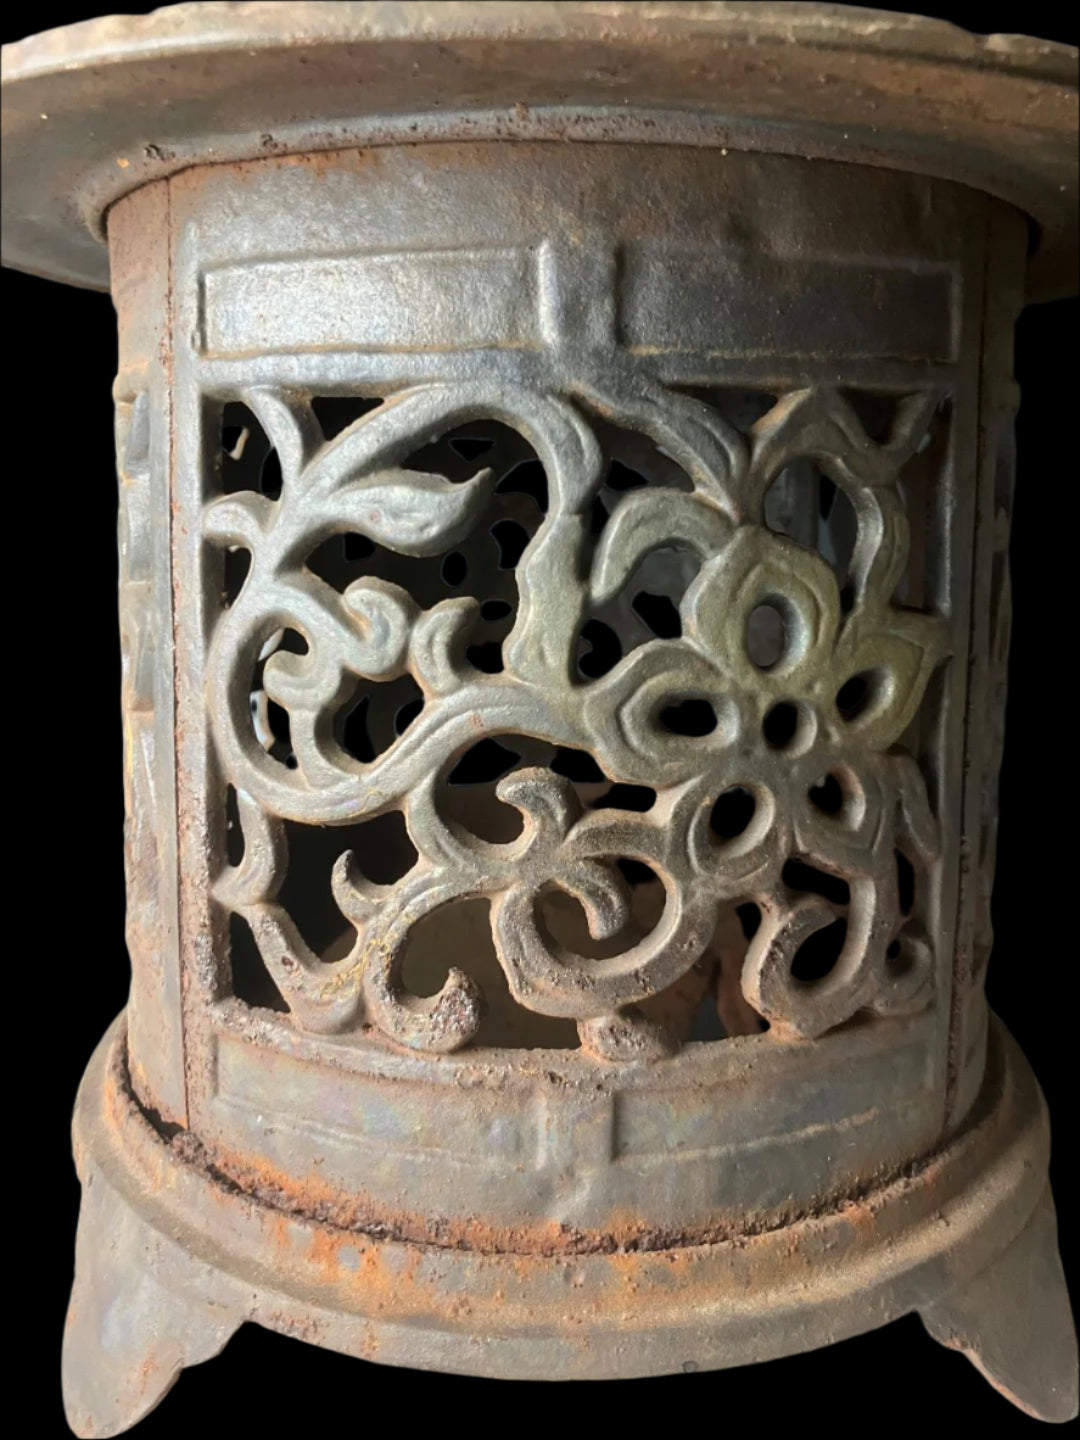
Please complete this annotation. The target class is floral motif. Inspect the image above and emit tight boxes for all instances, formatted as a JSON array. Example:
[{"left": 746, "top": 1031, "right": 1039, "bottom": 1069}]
[
  {"left": 205, "top": 379, "right": 948, "bottom": 1053},
  {"left": 586, "top": 518, "right": 945, "bottom": 785}
]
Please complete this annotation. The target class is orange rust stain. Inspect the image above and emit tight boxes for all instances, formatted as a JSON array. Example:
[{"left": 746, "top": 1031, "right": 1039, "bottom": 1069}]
[
  {"left": 265, "top": 1209, "right": 292, "bottom": 1258},
  {"left": 192, "top": 1133, "right": 646, "bottom": 1258},
  {"left": 306, "top": 1226, "right": 347, "bottom": 1285},
  {"left": 836, "top": 1197, "right": 878, "bottom": 1241},
  {"left": 135, "top": 1355, "right": 158, "bottom": 1394}
]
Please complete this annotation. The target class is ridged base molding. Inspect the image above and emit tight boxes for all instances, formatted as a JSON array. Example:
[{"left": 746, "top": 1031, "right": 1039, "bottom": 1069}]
[{"left": 63, "top": 1014, "right": 1077, "bottom": 1435}]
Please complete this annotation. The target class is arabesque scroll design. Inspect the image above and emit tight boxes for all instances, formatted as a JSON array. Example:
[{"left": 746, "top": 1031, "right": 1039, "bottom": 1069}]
[{"left": 205, "top": 380, "right": 947, "bottom": 1057}]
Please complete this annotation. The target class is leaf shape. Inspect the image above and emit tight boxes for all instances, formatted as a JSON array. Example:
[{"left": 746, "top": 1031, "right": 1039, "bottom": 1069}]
[
  {"left": 212, "top": 790, "right": 286, "bottom": 908},
  {"left": 559, "top": 859, "right": 632, "bottom": 942},
  {"left": 409, "top": 597, "right": 478, "bottom": 695},
  {"left": 748, "top": 387, "right": 940, "bottom": 507},
  {"left": 244, "top": 905, "right": 363, "bottom": 1034},
  {"left": 243, "top": 390, "right": 322, "bottom": 491},
  {"left": 203, "top": 493, "right": 273, "bottom": 548},
  {"left": 329, "top": 467, "right": 493, "bottom": 556},
  {"left": 584, "top": 381, "right": 746, "bottom": 513},
  {"left": 331, "top": 850, "right": 395, "bottom": 929},
  {"left": 497, "top": 768, "right": 581, "bottom": 851}
]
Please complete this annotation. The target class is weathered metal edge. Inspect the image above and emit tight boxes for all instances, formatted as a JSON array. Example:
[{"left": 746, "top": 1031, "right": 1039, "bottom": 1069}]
[
  {"left": 6, "top": 4, "right": 1076, "bottom": 80},
  {"left": 3, "top": 3, "right": 1077, "bottom": 298},
  {"left": 72, "top": 1007, "right": 1050, "bottom": 1353}
]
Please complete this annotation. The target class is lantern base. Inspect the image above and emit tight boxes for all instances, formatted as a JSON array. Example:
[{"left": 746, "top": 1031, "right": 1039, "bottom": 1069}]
[{"left": 63, "top": 1015, "right": 1077, "bottom": 1436}]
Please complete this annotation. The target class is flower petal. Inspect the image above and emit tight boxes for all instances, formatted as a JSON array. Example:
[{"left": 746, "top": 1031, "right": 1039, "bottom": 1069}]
[
  {"left": 682, "top": 527, "right": 842, "bottom": 696},
  {"left": 583, "top": 641, "right": 741, "bottom": 786},
  {"left": 830, "top": 606, "right": 948, "bottom": 750},
  {"left": 589, "top": 490, "right": 732, "bottom": 605}
]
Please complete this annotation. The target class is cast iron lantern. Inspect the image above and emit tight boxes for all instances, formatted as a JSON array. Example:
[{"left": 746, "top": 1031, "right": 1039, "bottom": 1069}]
[{"left": 2, "top": 3, "right": 1077, "bottom": 1433}]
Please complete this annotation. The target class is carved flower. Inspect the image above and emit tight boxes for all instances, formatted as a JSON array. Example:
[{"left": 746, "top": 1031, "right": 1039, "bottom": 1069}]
[
  {"left": 584, "top": 515, "right": 946, "bottom": 787},
  {"left": 206, "top": 380, "right": 948, "bottom": 1052}
]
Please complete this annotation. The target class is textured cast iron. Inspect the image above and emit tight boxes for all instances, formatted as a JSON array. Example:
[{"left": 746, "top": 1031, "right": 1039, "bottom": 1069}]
[{"left": 0, "top": 4, "right": 1076, "bottom": 1435}]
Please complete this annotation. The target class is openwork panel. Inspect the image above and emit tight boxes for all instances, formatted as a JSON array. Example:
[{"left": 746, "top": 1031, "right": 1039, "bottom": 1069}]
[{"left": 203, "top": 377, "right": 947, "bottom": 1060}]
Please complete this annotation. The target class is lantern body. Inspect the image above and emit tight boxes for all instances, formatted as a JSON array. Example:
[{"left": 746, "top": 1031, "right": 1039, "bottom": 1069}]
[
  {"left": 114, "top": 138, "right": 1023, "bottom": 1213},
  {"left": 1, "top": 5, "right": 1075, "bottom": 1434}
]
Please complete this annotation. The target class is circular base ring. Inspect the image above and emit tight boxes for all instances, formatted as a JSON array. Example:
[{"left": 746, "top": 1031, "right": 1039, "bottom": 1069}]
[{"left": 62, "top": 1012, "right": 1078, "bottom": 1433}]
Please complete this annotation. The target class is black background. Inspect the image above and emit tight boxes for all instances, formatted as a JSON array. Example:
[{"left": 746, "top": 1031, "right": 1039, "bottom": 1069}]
[{"left": 5, "top": 3, "right": 1076, "bottom": 1434}]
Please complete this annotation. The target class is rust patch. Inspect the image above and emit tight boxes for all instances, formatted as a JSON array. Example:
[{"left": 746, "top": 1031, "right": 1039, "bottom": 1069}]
[{"left": 104, "top": 1016, "right": 1017, "bottom": 1275}]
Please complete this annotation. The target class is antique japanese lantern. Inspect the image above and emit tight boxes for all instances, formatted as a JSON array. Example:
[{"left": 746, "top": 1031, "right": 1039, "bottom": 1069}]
[{"left": 2, "top": 4, "right": 1076, "bottom": 1433}]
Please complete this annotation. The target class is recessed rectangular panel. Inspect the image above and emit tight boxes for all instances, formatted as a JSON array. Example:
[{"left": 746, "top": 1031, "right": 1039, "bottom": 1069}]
[
  {"left": 201, "top": 246, "right": 541, "bottom": 356},
  {"left": 620, "top": 244, "right": 958, "bottom": 360},
  {"left": 213, "top": 1030, "right": 538, "bottom": 1161},
  {"left": 612, "top": 1034, "right": 935, "bottom": 1160}
]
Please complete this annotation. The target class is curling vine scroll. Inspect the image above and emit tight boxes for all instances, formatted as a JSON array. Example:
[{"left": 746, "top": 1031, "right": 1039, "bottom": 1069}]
[{"left": 205, "top": 380, "right": 947, "bottom": 1059}]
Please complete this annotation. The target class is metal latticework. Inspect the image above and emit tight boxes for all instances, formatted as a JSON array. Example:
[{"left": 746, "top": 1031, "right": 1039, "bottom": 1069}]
[{"left": 2, "top": 5, "right": 1076, "bottom": 1433}]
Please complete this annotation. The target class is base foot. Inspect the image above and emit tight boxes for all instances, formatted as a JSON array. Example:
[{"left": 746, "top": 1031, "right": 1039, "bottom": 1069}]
[
  {"left": 61, "top": 1014, "right": 1075, "bottom": 1433},
  {"left": 921, "top": 1188, "right": 1078, "bottom": 1423},
  {"left": 62, "top": 1159, "right": 240, "bottom": 1437}
]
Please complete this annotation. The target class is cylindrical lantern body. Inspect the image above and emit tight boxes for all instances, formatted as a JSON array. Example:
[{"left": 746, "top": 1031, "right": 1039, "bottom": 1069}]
[
  {"left": 111, "top": 144, "right": 1025, "bottom": 1235},
  {"left": 2, "top": 7, "right": 1072, "bottom": 1434}
]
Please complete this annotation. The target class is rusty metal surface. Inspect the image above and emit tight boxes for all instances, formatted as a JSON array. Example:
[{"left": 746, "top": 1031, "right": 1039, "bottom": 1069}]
[
  {"left": 63, "top": 1011, "right": 1070, "bottom": 1434},
  {"left": 156, "top": 142, "right": 987, "bottom": 1249},
  {"left": 1, "top": 3, "right": 1077, "bottom": 298},
  {"left": 0, "top": 5, "right": 1076, "bottom": 1433}
]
